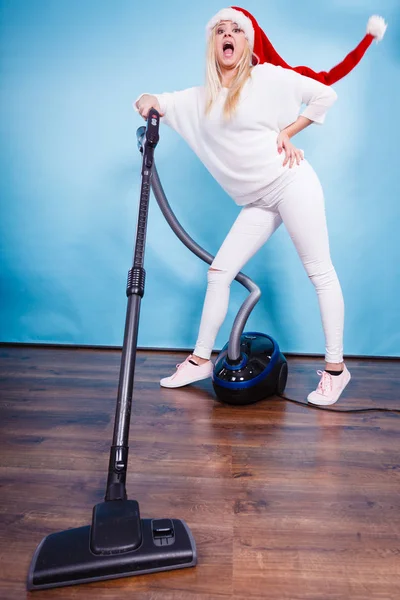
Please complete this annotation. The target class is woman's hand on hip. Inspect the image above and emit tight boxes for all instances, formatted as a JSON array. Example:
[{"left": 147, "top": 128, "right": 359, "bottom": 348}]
[{"left": 277, "top": 131, "right": 304, "bottom": 168}]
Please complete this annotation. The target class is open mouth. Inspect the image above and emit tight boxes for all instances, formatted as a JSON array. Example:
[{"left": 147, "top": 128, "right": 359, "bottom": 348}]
[{"left": 223, "top": 41, "right": 234, "bottom": 58}]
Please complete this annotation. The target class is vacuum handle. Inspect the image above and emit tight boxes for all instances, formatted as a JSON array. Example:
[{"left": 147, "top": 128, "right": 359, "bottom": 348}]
[
  {"left": 136, "top": 106, "right": 160, "bottom": 155},
  {"left": 145, "top": 108, "right": 160, "bottom": 146},
  {"left": 142, "top": 108, "right": 160, "bottom": 169}
]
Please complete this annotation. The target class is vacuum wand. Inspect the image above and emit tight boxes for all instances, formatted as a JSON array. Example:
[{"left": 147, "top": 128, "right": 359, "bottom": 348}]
[
  {"left": 27, "top": 108, "right": 196, "bottom": 590},
  {"left": 105, "top": 108, "right": 160, "bottom": 502}
]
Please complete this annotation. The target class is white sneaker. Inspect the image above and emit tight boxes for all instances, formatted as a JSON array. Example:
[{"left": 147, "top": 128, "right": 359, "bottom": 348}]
[
  {"left": 307, "top": 365, "right": 351, "bottom": 406},
  {"left": 160, "top": 355, "right": 213, "bottom": 388}
]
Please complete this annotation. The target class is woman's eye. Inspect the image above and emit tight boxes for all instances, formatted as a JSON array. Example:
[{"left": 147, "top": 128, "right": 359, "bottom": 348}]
[
  {"left": 217, "top": 28, "right": 224, "bottom": 34},
  {"left": 233, "top": 28, "right": 241, "bottom": 33}
]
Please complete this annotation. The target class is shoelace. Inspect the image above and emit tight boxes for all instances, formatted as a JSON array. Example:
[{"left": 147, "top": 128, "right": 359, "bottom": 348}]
[
  {"left": 316, "top": 370, "right": 332, "bottom": 395},
  {"left": 175, "top": 357, "right": 192, "bottom": 370},
  {"left": 171, "top": 358, "right": 192, "bottom": 379}
]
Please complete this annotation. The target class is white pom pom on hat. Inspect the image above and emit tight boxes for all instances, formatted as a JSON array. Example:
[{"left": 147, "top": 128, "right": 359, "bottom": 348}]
[{"left": 367, "top": 15, "right": 388, "bottom": 42}]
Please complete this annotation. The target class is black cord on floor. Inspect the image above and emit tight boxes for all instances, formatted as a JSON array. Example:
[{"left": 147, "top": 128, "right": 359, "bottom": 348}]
[{"left": 280, "top": 396, "right": 400, "bottom": 414}]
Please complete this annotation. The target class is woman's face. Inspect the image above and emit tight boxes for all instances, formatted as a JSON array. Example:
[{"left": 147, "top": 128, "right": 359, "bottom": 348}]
[{"left": 215, "top": 20, "right": 247, "bottom": 69}]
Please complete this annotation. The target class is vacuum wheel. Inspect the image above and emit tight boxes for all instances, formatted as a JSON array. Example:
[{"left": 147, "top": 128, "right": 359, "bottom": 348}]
[{"left": 276, "top": 361, "right": 288, "bottom": 395}]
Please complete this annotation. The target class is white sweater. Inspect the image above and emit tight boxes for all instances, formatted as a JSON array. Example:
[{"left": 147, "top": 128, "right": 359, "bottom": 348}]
[{"left": 137, "top": 63, "right": 337, "bottom": 205}]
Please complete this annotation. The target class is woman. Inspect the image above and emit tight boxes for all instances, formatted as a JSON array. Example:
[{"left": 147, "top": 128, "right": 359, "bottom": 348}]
[{"left": 135, "top": 7, "right": 386, "bottom": 406}]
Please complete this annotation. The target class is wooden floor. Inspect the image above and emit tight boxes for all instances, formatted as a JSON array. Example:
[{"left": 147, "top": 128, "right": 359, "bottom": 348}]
[{"left": 0, "top": 346, "right": 399, "bottom": 600}]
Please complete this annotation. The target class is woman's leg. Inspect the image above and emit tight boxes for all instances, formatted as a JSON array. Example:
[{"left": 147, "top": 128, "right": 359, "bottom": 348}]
[
  {"left": 160, "top": 202, "right": 282, "bottom": 387},
  {"left": 276, "top": 161, "right": 350, "bottom": 404},
  {"left": 193, "top": 204, "right": 282, "bottom": 360}
]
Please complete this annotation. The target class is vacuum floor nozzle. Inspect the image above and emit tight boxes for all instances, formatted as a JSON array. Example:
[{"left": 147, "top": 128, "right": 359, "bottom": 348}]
[{"left": 28, "top": 501, "right": 196, "bottom": 590}]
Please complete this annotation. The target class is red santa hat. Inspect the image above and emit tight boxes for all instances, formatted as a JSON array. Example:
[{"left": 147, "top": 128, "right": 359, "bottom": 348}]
[{"left": 206, "top": 6, "right": 387, "bottom": 85}]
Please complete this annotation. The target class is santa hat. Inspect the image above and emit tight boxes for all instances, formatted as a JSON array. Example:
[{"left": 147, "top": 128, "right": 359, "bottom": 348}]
[{"left": 206, "top": 6, "right": 387, "bottom": 85}]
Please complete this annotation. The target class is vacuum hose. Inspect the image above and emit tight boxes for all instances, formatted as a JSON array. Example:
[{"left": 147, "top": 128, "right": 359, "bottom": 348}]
[{"left": 136, "top": 126, "right": 261, "bottom": 362}]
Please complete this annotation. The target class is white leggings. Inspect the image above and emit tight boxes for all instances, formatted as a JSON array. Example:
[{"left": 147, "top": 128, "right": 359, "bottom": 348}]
[{"left": 194, "top": 160, "right": 344, "bottom": 364}]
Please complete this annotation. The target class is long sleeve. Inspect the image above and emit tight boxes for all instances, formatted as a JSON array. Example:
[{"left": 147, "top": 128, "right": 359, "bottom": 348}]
[
  {"left": 299, "top": 78, "right": 338, "bottom": 124},
  {"left": 273, "top": 65, "right": 338, "bottom": 125},
  {"left": 133, "top": 87, "right": 200, "bottom": 131}
]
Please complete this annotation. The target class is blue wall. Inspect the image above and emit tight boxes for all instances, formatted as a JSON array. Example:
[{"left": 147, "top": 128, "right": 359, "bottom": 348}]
[{"left": 1, "top": 0, "right": 399, "bottom": 356}]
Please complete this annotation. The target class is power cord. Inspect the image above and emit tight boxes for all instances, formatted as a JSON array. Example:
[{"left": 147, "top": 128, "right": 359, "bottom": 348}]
[{"left": 280, "top": 395, "right": 400, "bottom": 414}]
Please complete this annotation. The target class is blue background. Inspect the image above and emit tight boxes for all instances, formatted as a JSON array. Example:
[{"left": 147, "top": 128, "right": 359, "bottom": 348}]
[{"left": 1, "top": 0, "right": 399, "bottom": 356}]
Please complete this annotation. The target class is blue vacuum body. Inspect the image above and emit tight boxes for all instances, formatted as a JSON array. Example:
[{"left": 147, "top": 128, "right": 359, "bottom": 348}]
[{"left": 213, "top": 332, "right": 288, "bottom": 405}]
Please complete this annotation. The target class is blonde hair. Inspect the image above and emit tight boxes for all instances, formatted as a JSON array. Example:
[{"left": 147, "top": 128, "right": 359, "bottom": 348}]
[{"left": 205, "top": 25, "right": 254, "bottom": 120}]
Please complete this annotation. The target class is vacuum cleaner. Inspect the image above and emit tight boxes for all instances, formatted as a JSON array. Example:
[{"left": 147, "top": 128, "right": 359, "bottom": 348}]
[
  {"left": 27, "top": 109, "right": 196, "bottom": 591},
  {"left": 146, "top": 115, "right": 288, "bottom": 406}
]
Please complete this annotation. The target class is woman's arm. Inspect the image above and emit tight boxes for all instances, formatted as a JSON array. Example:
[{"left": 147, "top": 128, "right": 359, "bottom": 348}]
[
  {"left": 275, "top": 66, "right": 338, "bottom": 167},
  {"left": 297, "top": 75, "right": 338, "bottom": 125},
  {"left": 282, "top": 115, "right": 313, "bottom": 138},
  {"left": 272, "top": 64, "right": 338, "bottom": 125},
  {"left": 133, "top": 87, "right": 199, "bottom": 133}
]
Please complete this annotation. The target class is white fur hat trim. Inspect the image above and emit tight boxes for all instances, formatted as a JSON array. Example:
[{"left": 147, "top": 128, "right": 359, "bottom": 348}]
[{"left": 206, "top": 8, "right": 255, "bottom": 49}]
